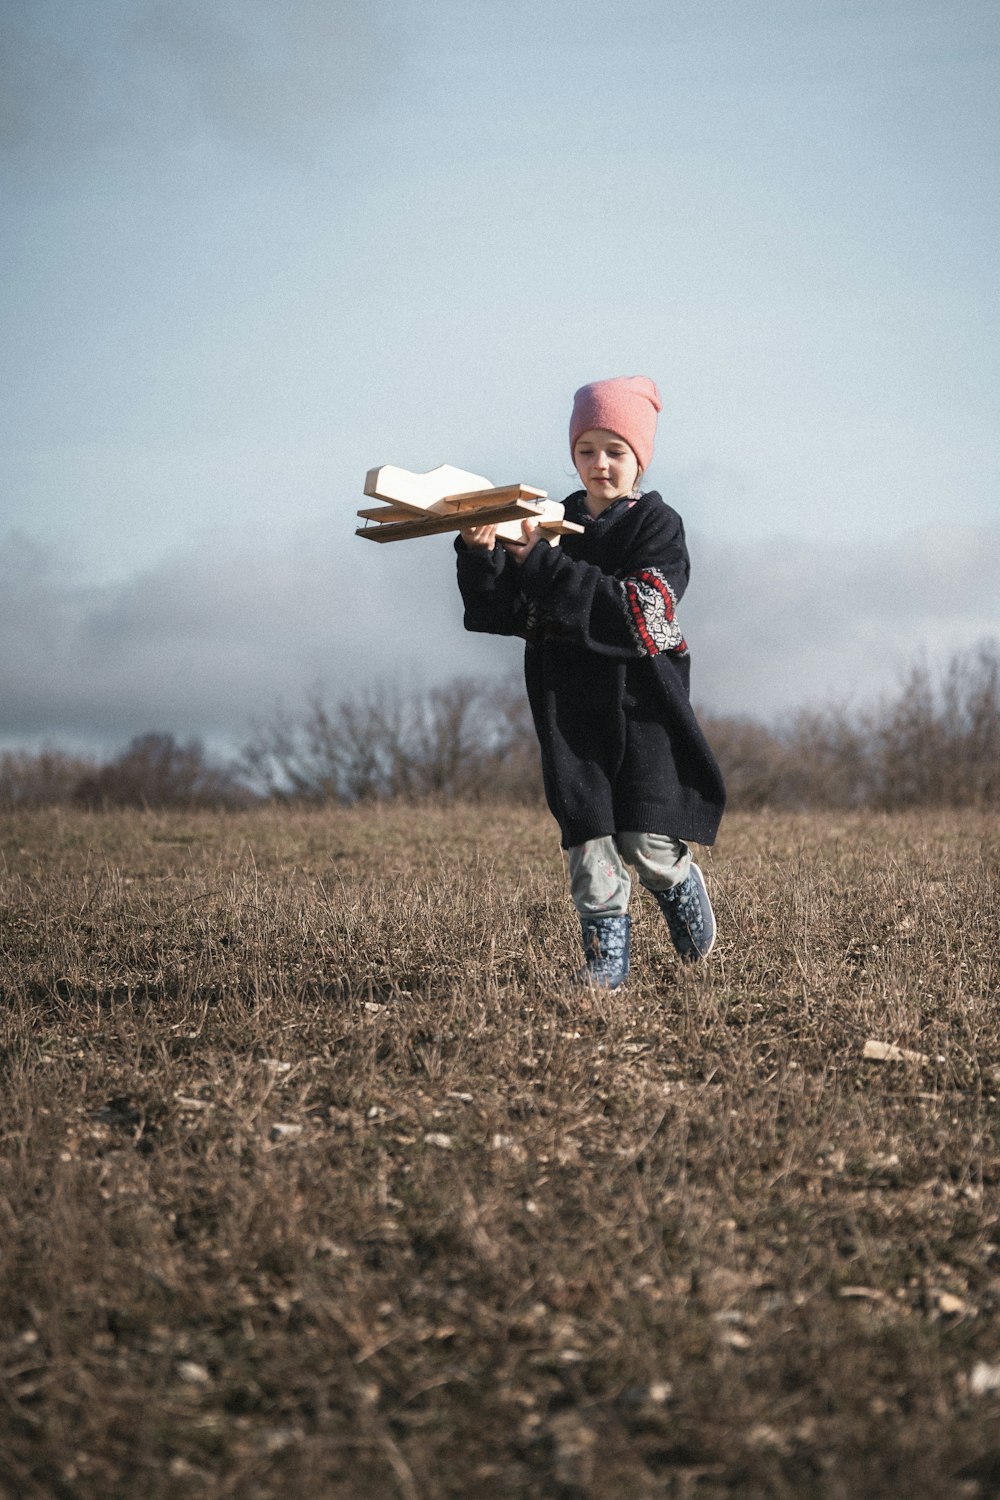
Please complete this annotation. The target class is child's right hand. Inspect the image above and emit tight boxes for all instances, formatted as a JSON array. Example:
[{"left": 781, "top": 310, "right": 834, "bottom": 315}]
[{"left": 459, "top": 523, "right": 498, "bottom": 550}]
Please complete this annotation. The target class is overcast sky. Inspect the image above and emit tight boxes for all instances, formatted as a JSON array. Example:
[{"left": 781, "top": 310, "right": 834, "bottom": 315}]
[{"left": 3, "top": 0, "right": 998, "bottom": 758}]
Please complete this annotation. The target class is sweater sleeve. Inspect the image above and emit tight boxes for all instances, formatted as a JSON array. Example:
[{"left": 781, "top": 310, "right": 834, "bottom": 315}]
[
  {"left": 514, "top": 500, "right": 690, "bottom": 659},
  {"left": 454, "top": 536, "right": 528, "bottom": 637}
]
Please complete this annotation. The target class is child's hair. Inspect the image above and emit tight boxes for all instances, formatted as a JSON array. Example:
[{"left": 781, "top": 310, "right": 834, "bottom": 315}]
[{"left": 569, "top": 376, "right": 662, "bottom": 474}]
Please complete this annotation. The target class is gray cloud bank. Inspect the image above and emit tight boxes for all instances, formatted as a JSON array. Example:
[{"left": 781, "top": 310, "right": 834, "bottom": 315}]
[
  {"left": 1, "top": 0, "right": 392, "bottom": 164},
  {"left": 691, "top": 524, "right": 999, "bottom": 719},
  {"left": 1, "top": 522, "right": 470, "bottom": 755},
  {"left": 4, "top": 520, "right": 997, "bottom": 759}
]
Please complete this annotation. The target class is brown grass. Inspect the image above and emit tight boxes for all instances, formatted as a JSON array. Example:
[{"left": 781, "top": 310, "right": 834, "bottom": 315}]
[{"left": 1, "top": 804, "right": 998, "bottom": 1499}]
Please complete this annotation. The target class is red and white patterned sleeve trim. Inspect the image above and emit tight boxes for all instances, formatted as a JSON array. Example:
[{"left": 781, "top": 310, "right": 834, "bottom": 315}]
[{"left": 621, "top": 568, "right": 688, "bottom": 656}]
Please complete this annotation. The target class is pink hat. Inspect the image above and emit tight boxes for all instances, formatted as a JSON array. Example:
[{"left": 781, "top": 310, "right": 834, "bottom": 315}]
[{"left": 569, "top": 375, "right": 662, "bottom": 474}]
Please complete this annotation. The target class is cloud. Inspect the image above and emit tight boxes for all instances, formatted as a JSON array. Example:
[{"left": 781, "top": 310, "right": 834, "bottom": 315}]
[
  {"left": 0, "top": 0, "right": 394, "bottom": 164},
  {"left": 686, "top": 522, "right": 1000, "bottom": 719},
  {"left": 2, "top": 520, "right": 997, "bottom": 756},
  {"left": 0, "top": 522, "right": 517, "bottom": 755}
]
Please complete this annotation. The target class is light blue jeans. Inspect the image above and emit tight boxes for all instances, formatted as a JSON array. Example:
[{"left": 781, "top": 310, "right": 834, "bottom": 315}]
[{"left": 568, "top": 832, "right": 691, "bottom": 918}]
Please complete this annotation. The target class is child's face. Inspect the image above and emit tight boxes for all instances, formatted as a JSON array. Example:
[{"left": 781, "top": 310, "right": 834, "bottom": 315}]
[{"left": 573, "top": 429, "right": 640, "bottom": 512}]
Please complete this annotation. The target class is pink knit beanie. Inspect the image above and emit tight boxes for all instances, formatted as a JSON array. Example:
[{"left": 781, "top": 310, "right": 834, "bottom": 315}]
[{"left": 569, "top": 375, "right": 662, "bottom": 474}]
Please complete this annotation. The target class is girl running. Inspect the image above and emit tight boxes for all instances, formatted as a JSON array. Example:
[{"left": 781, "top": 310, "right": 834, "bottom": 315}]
[{"left": 455, "top": 375, "right": 725, "bottom": 987}]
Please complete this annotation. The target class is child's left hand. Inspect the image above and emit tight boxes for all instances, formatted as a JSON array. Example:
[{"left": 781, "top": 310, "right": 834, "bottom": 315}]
[{"left": 501, "top": 519, "right": 545, "bottom": 565}]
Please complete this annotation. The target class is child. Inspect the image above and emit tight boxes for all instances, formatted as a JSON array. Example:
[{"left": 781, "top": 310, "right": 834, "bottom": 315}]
[{"left": 455, "top": 376, "right": 726, "bottom": 988}]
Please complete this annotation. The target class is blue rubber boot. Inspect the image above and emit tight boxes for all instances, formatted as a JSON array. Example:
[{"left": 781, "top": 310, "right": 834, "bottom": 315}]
[
  {"left": 651, "top": 862, "right": 716, "bottom": 962},
  {"left": 572, "top": 913, "right": 631, "bottom": 989}
]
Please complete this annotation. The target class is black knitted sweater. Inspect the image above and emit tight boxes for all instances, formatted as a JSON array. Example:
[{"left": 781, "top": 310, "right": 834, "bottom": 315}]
[{"left": 455, "top": 489, "right": 726, "bottom": 849}]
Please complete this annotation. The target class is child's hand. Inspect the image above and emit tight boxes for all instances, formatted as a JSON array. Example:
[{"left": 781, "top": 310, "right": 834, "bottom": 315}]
[
  {"left": 459, "top": 523, "right": 498, "bottom": 550},
  {"left": 501, "top": 519, "right": 545, "bottom": 565}
]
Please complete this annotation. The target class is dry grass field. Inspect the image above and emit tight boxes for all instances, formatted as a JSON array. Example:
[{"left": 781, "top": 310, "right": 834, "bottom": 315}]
[{"left": 1, "top": 803, "right": 998, "bottom": 1499}]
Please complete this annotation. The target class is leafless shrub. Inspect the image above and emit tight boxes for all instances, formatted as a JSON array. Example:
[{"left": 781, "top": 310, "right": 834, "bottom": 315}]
[
  {"left": 707, "top": 639, "right": 999, "bottom": 811},
  {"left": 7, "top": 643, "right": 995, "bottom": 814},
  {"left": 868, "top": 640, "right": 999, "bottom": 809},
  {"left": 241, "top": 679, "right": 543, "bottom": 804},
  {"left": 479, "top": 677, "right": 545, "bottom": 802},
  {"left": 697, "top": 715, "right": 791, "bottom": 810},
  {"left": 0, "top": 748, "right": 98, "bottom": 810},
  {"left": 780, "top": 703, "right": 873, "bottom": 809},
  {"left": 73, "top": 733, "right": 254, "bottom": 810},
  {"left": 239, "top": 696, "right": 386, "bottom": 803},
  {"left": 408, "top": 680, "right": 497, "bottom": 797}
]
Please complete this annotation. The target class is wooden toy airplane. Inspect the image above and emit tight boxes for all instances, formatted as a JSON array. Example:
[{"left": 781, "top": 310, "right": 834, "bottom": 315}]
[{"left": 356, "top": 464, "right": 584, "bottom": 544}]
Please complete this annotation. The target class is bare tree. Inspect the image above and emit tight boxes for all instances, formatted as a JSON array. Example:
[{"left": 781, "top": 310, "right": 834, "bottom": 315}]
[
  {"left": 869, "top": 641, "right": 999, "bottom": 809},
  {"left": 698, "top": 640, "right": 1000, "bottom": 812},
  {"left": 240, "top": 678, "right": 543, "bottom": 805},
  {"left": 0, "top": 749, "right": 98, "bottom": 810},
  {"left": 8, "top": 642, "right": 995, "bottom": 813},
  {"left": 74, "top": 733, "right": 254, "bottom": 809}
]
